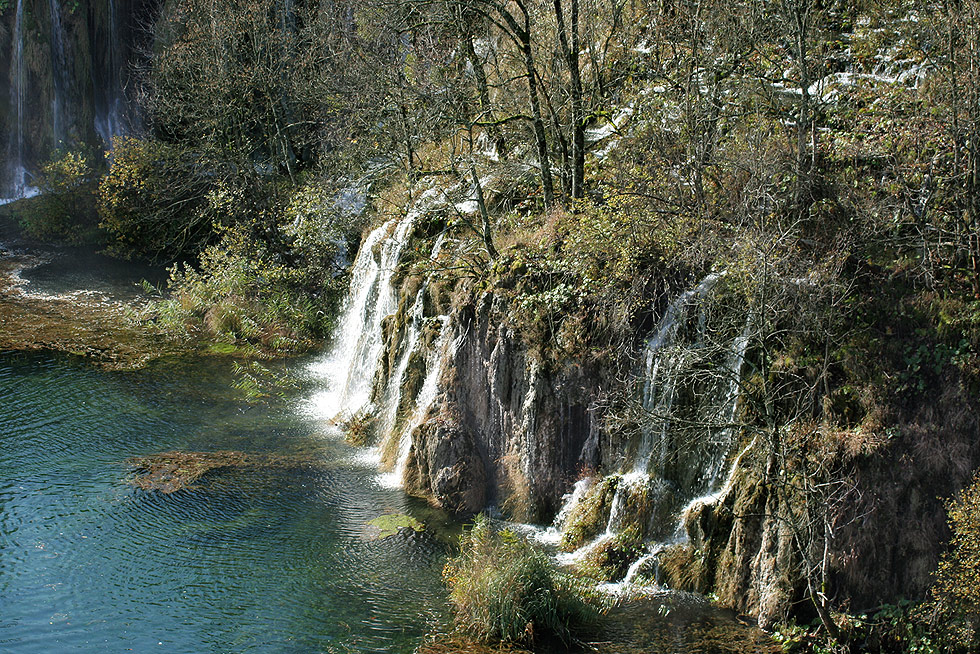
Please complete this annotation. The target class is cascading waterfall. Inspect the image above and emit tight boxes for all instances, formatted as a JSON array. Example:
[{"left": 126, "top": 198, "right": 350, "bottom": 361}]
[
  {"left": 548, "top": 273, "right": 752, "bottom": 589},
  {"left": 49, "top": 0, "right": 68, "bottom": 148},
  {"left": 304, "top": 213, "right": 416, "bottom": 421},
  {"left": 376, "top": 287, "right": 426, "bottom": 438},
  {"left": 4, "top": 0, "right": 28, "bottom": 199},
  {"left": 304, "top": 188, "right": 440, "bottom": 422},
  {"left": 375, "top": 233, "right": 448, "bottom": 439},
  {"left": 302, "top": 187, "right": 461, "bottom": 491},
  {"left": 634, "top": 273, "right": 722, "bottom": 476}
]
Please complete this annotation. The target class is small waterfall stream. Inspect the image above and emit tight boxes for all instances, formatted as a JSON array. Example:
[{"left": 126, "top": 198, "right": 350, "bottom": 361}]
[
  {"left": 382, "top": 313, "right": 454, "bottom": 488},
  {"left": 545, "top": 273, "right": 752, "bottom": 591},
  {"left": 95, "top": 0, "right": 126, "bottom": 146},
  {"left": 4, "top": 0, "right": 28, "bottom": 199}
]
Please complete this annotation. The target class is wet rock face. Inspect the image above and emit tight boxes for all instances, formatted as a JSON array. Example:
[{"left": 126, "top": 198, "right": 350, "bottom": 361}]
[
  {"left": 409, "top": 415, "right": 487, "bottom": 515},
  {"left": 410, "top": 295, "right": 603, "bottom": 520},
  {"left": 1, "top": 0, "right": 156, "bottom": 194}
]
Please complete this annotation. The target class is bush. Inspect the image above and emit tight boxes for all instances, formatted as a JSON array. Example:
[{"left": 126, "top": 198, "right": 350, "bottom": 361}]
[
  {"left": 443, "top": 515, "right": 603, "bottom": 646},
  {"left": 146, "top": 224, "right": 336, "bottom": 352},
  {"left": 98, "top": 136, "right": 222, "bottom": 261},
  {"left": 16, "top": 150, "right": 99, "bottom": 243},
  {"left": 931, "top": 469, "right": 980, "bottom": 649}
]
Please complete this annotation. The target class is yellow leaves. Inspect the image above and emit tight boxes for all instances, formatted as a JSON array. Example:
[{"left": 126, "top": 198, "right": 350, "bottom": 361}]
[{"left": 934, "top": 469, "right": 980, "bottom": 615}]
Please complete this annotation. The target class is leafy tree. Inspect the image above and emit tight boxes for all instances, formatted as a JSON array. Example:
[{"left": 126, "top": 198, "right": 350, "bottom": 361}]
[
  {"left": 18, "top": 150, "right": 99, "bottom": 243},
  {"left": 98, "top": 136, "right": 224, "bottom": 260},
  {"left": 933, "top": 469, "right": 980, "bottom": 645}
]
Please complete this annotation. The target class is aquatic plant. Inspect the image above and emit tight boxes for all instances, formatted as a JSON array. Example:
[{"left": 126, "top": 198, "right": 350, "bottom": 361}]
[{"left": 444, "top": 515, "right": 603, "bottom": 646}]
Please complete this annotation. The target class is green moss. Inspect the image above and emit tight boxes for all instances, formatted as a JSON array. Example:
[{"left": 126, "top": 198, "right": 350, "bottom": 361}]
[
  {"left": 207, "top": 342, "right": 239, "bottom": 355},
  {"left": 655, "top": 543, "right": 709, "bottom": 592},
  {"left": 559, "top": 475, "right": 619, "bottom": 551},
  {"left": 367, "top": 513, "right": 424, "bottom": 539},
  {"left": 580, "top": 526, "right": 645, "bottom": 582}
]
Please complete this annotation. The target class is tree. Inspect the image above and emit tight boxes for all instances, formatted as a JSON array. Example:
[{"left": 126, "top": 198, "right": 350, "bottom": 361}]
[
  {"left": 933, "top": 469, "right": 980, "bottom": 645},
  {"left": 98, "top": 136, "right": 223, "bottom": 260}
]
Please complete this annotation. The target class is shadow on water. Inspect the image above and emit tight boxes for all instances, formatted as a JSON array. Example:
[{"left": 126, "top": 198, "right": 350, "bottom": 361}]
[{"left": 0, "top": 212, "right": 168, "bottom": 301}]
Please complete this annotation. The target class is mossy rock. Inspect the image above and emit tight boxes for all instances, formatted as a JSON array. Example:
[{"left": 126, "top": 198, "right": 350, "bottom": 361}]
[
  {"left": 366, "top": 513, "right": 425, "bottom": 539},
  {"left": 559, "top": 475, "right": 620, "bottom": 551},
  {"left": 580, "top": 526, "right": 645, "bottom": 582},
  {"left": 655, "top": 543, "right": 710, "bottom": 593}
]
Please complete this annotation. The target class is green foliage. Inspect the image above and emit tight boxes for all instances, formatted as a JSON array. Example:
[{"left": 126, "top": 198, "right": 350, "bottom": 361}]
[
  {"left": 145, "top": 218, "right": 345, "bottom": 352},
  {"left": 17, "top": 150, "right": 99, "bottom": 244},
  {"left": 98, "top": 136, "right": 220, "bottom": 261},
  {"left": 933, "top": 471, "right": 980, "bottom": 645},
  {"left": 443, "top": 515, "right": 604, "bottom": 646},
  {"left": 772, "top": 600, "right": 963, "bottom": 654}
]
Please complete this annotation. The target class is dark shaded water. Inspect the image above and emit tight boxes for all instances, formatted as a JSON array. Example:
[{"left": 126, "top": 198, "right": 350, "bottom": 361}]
[{"left": 0, "top": 353, "right": 448, "bottom": 653}]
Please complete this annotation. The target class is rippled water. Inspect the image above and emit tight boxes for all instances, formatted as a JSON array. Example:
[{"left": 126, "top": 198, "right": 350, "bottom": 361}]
[{"left": 0, "top": 352, "right": 448, "bottom": 653}]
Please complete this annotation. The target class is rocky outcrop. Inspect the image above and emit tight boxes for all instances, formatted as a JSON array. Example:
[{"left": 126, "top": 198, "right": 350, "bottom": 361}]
[
  {"left": 405, "top": 291, "right": 605, "bottom": 522},
  {"left": 368, "top": 231, "right": 980, "bottom": 629}
]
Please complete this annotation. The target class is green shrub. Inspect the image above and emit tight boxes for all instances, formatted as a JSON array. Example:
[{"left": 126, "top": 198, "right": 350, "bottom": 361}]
[
  {"left": 443, "top": 515, "right": 603, "bottom": 646},
  {"left": 16, "top": 150, "right": 99, "bottom": 244},
  {"left": 931, "top": 470, "right": 980, "bottom": 649}
]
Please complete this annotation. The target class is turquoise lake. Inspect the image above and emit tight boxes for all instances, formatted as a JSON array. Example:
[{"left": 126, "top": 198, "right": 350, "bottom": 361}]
[{"left": 0, "top": 351, "right": 449, "bottom": 653}]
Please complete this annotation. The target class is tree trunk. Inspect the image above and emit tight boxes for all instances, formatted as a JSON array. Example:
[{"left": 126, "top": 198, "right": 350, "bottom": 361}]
[{"left": 553, "top": 0, "right": 585, "bottom": 200}]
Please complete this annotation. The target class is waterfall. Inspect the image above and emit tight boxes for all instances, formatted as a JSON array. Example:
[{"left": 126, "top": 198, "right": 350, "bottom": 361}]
[
  {"left": 304, "top": 213, "right": 415, "bottom": 421},
  {"left": 375, "top": 233, "right": 447, "bottom": 439},
  {"left": 95, "top": 0, "right": 125, "bottom": 147},
  {"left": 304, "top": 188, "right": 439, "bottom": 423},
  {"left": 382, "top": 314, "right": 454, "bottom": 488},
  {"left": 634, "top": 272, "right": 721, "bottom": 475},
  {"left": 376, "top": 287, "right": 426, "bottom": 438},
  {"left": 4, "top": 0, "right": 28, "bottom": 199},
  {"left": 49, "top": 0, "right": 68, "bottom": 148},
  {"left": 548, "top": 273, "right": 752, "bottom": 588}
]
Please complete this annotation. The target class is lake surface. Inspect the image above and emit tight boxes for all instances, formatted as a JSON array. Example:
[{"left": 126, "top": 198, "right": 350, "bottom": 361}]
[{"left": 0, "top": 352, "right": 449, "bottom": 653}]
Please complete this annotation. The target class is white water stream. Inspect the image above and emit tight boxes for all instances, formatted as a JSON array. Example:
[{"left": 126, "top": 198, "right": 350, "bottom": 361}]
[
  {"left": 303, "top": 189, "right": 454, "bottom": 491},
  {"left": 539, "top": 273, "right": 753, "bottom": 592}
]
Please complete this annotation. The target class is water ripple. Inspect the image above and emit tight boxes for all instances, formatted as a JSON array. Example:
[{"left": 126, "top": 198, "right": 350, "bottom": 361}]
[{"left": 0, "top": 353, "right": 448, "bottom": 653}]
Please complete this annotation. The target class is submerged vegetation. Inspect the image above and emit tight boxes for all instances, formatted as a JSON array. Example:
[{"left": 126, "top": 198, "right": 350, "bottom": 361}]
[{"left": 127, "top": 450, "right": 321, "bottom": 493}]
